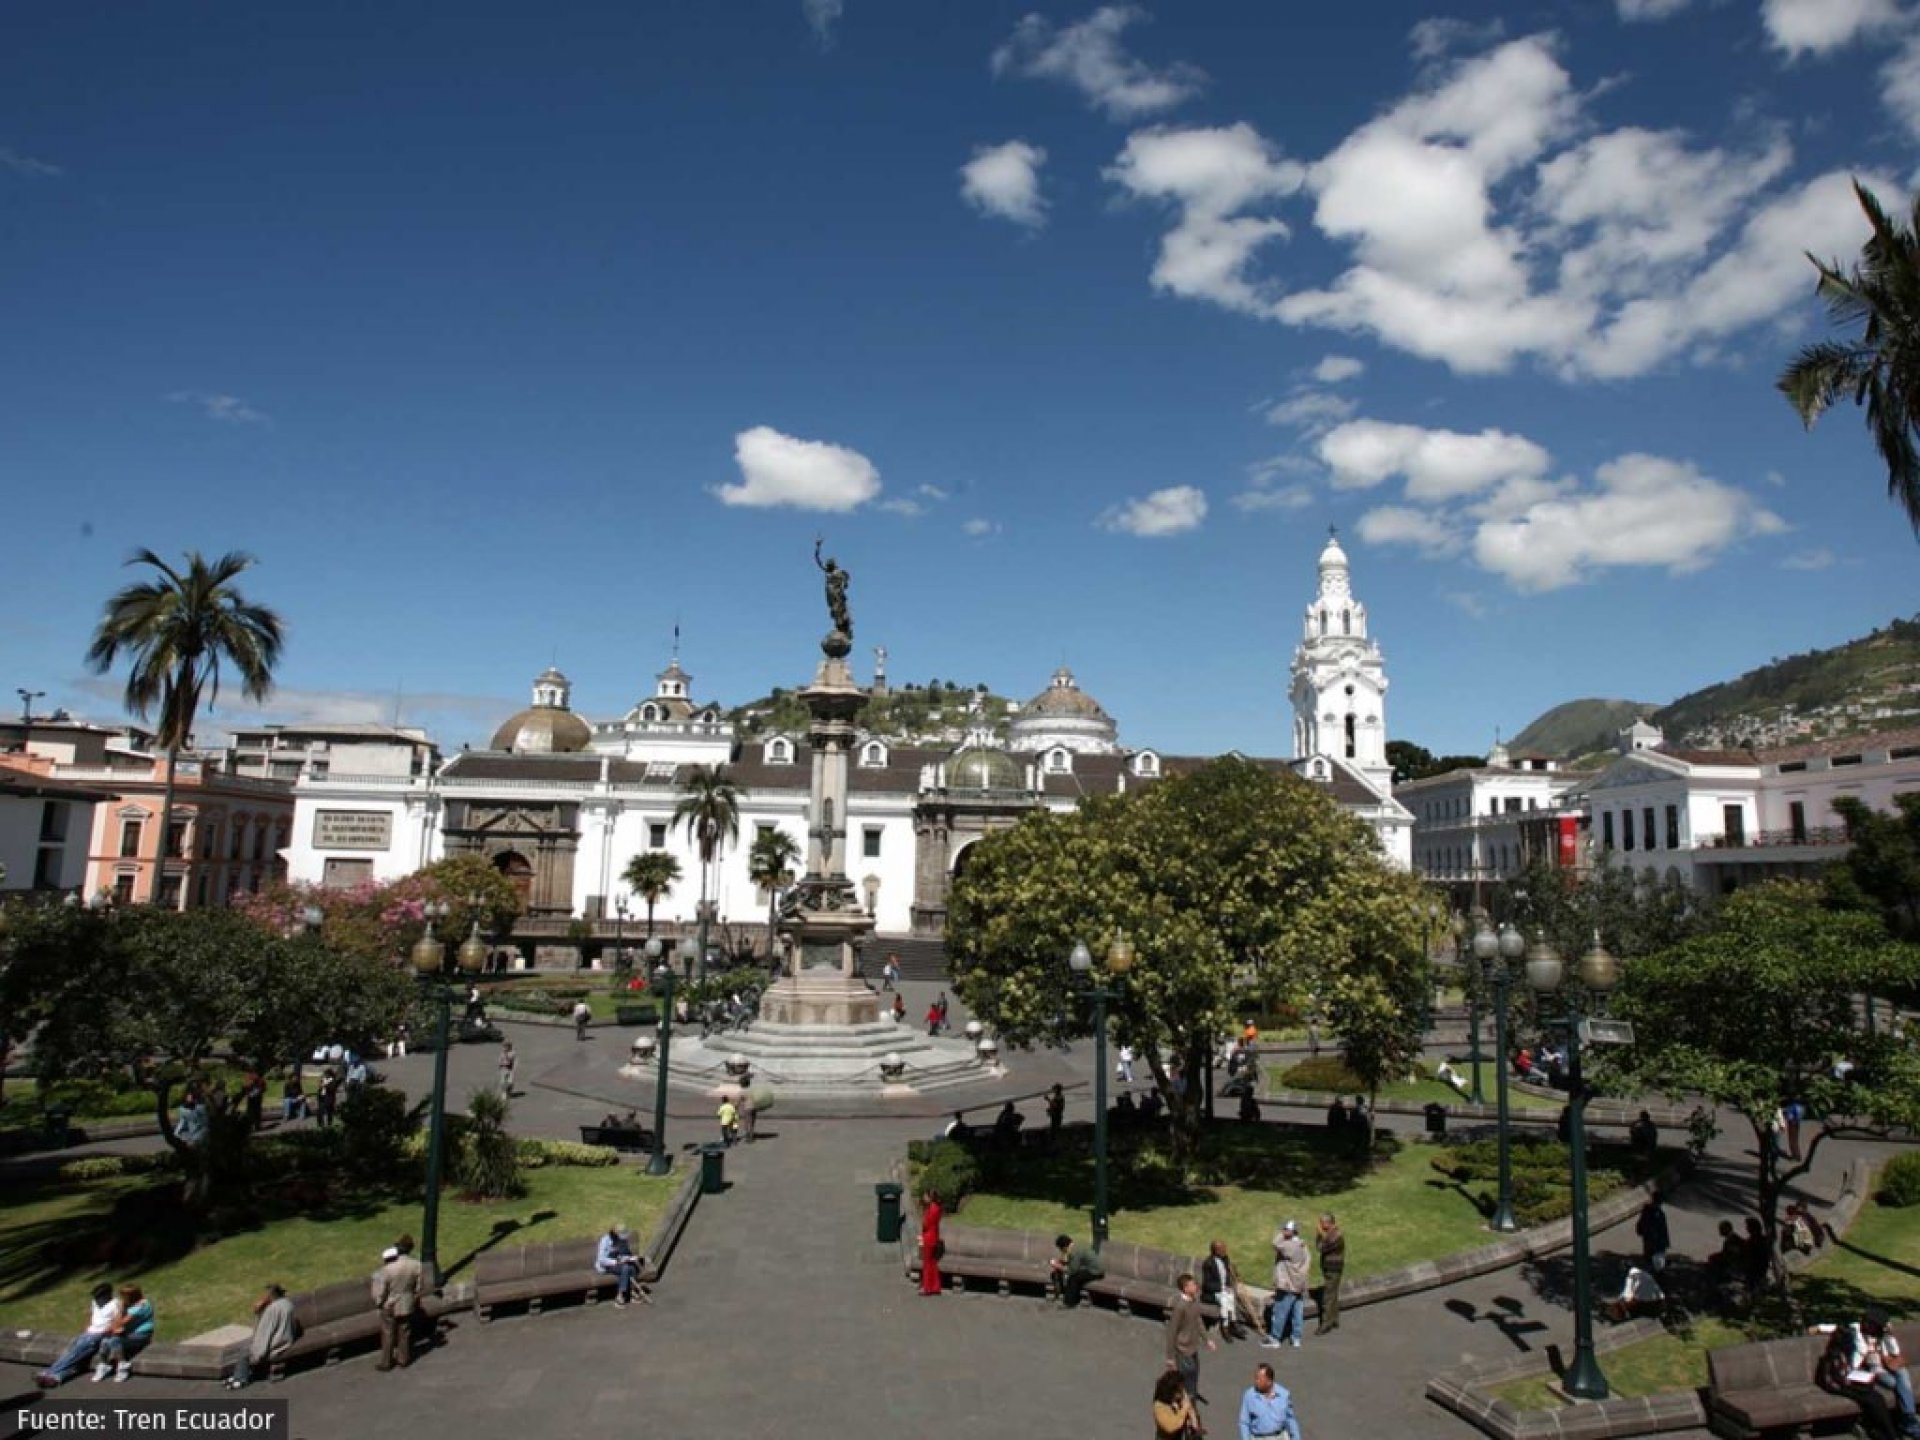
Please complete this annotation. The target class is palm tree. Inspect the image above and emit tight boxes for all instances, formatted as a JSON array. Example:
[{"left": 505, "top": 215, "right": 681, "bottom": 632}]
[
  {"left": 672, "top": 764, "right": 742, "bottom": 980},
  {"left": 85, "top": 550, "right": 284, "bottom": 905},
  {"left": 1779, "top": 180, "right": 1920, "bottom": 535},
  {"left": 748, "top": 827, "right": 803, "bottom": 959},
  {"left": 621, "top": 849, "right": 683, "bottom": 942}
]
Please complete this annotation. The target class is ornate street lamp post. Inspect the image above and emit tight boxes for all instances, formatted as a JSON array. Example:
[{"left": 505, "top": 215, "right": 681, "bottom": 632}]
[
  {"left": 1474, "top": 919, "right": 1527, "bottom": 1232},
  {"left": 1069, "top": 931, "right": 1135, "bottom": 1252},
  {"left": 1457, "top": 913, "right": 1485, "bottom": 1105},
  {"left": 1526, "top": 931, "right": 1621, "bottom": 1401},
  {"left": 613, "top": 898, "right": 628, "bottom": 972},
  {"left": 644, "top": 936, "right": 695, "bottom": 1175},
  {"left": 412, "top": 899, "right": 485, "bottom": 1287}
]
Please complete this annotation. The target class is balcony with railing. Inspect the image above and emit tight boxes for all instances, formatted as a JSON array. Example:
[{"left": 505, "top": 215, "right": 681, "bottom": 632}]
[{"left": 1695, "top": 825, "right": 1850, "bottom": 853}]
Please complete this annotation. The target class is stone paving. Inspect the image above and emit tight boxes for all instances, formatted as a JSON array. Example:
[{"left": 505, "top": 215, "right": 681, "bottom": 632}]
[{"left": 3, "top": 977, "right": 1909, "bottom": 1439}]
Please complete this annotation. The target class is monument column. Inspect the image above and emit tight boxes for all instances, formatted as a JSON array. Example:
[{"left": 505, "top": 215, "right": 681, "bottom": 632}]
[{"left": 759, "top": 541, "right": 880, "bottom": 1024}]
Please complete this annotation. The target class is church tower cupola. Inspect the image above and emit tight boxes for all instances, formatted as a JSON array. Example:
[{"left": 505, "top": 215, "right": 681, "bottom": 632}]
[{"left": 1289, "top": 528, "right": 1391, "bottom": 791}]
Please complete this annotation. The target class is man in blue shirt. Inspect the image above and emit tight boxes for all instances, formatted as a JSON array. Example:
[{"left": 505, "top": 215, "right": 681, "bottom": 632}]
[{"left": 1239, "top": 1363, "right": 1302, "bottom": 1440}]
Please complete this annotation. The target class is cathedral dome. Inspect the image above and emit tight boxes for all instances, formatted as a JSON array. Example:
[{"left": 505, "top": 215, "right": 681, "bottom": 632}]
[
  {"left": 491, "top": 667, "right": 593, "bottom": 754},
  {"left": 948, "top": 743, "right": 1023, "bottom": 792},
  {"left": 1009, "top": 667, "right": 1118, "bottom": 755},
  {"left": 490, "top": 706, "right": 593, "bottom": 755}
]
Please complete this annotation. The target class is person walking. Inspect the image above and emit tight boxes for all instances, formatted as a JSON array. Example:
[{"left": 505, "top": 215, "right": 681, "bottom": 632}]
[
  {"left": 882, "top": 954, "right": 899, "bottom": 992},
  {"left": 372, "top": 1235, "right": 425, "bottom": 1371},
  {"left": 497, "top": 1041, "right": 516, "bottom": 1098},
  {"left": 1314, "top": 1214, "right": 1345, "bottom": 1335},
  {"left": 1152, "top": 1370, "right": 1199, "bottom": 1439},
  {"left": 1237, "top": 1362, "right": 1304, "bottom": 1440},
  {"left": 1166, "top": 1272, "right": 1217, "bottom": 1411},
  {"left": 1045, "top": 1083, "right": 1066, "bottom": 1144},
  {"left": 919, "top": 1188, "right": 945, "bottom": 1296},
  {"left": 1636, "top": 1194, "right": 1671, "bottom": 1274},
  {"left": 717, "top": 1097, "right": 740, "bottom": 1146},
  {"left": 1267, "top": 1220, "right": 1309, "bottom": 1349},
  {"left": 740, "top": 1089, "right": 758, "bottom": 1144},
  {"left": 1117, "top": 1044, "right": 1137, "bottom": 1085},
  {"left": 573, "top": 999, "right": 591, "bottom": 1041}
]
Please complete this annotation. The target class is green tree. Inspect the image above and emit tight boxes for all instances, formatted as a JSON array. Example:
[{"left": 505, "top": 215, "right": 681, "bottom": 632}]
[
  {"left": 1778, "top": 181, "right": 1920, "bottom": 535},
  {"left": 27, "top": 907, "right": 413, "bottom": 1204},
  {"left": 622, "top": 850, "right": 683, "bottom": 941},
  {"left": 84, "top": 549, "right": 285, "bottom": 905},
  {"left": 1603, "top": 881, "right": 1920, "bottom": 1302},
  {"left": 945, "top": 758, "right": 1428, "bottom": 1157},
  {"left": 747, "top": 827, "right": 803, "bottom": 958},
  {"left": 408, "top": 853, "right": 524, "bottom": 945},
  {"left": 1827, "top": 792, "right": 1920, "bottom": 939},
  {"left": 673, "top": 764, "right": 743, "bottom": 945}
]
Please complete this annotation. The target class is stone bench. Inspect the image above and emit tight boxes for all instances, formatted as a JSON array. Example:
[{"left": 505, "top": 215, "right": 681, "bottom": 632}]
[
  {"left": 1707, "top": 1324, "right": 1916, "bottom": 1439},
  {"left": 911, "top": 1222, "right": 1056, "bottom": 1295},
  {"left": 579, "top": 1124, "right": 654, "bottom": 1153},
  {"left": 273, "top": 1277, "right": 455, "bottom": 1379},
  {"left": 475, "top": 1237, "right": 653, "bottom": 1321},
  {"left": 1083, "top": 1240, "right": 1221, "bottom": 1323},
  {"left": 0, "top": 1331, "right": 239, "bottom": 1382}
]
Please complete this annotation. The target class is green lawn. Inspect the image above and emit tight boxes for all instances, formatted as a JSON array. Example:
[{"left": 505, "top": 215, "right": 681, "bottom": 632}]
[
  {"left": 955, "top": 1128, "right": 1498, "bottom": 1282},
  {"left": 0, "top": 1161, "right": 677, "bottom": 1340},
  {"left": 1490, "top": 1186, "right": 1920, "bottom": 1411},
  {"left": 1266, "top": 1065, "right": 1558, "bottom": 1111}
]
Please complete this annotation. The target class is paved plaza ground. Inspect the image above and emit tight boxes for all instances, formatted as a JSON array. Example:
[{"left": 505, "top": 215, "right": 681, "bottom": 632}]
[{"left": 3, "top": 978, "right": 1908, "bottom": 1440}]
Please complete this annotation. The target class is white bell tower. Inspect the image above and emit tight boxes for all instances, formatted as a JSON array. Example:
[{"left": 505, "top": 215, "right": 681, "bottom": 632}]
[{"left": 1289, "top": 529, "right": 1392, "bottom": 792}]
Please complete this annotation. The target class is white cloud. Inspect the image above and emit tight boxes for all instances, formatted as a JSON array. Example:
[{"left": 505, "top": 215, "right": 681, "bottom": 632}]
[
  {"left": 0, "top": 147, "right": 61, "bottom": 177},
  {"left": 1102, "top": 31, "right": 1887, "bottom": 381},
  {"left": 1099, "top": 484, "right": 1208, "bottom": 536},
  {"left": 1318, "top": 419, "right": 1551, "bottom": 502},
  {"left": 1231, "top": 483, "right": 1314, "bottom": 512},
  {"left": 1781, "top": 546, "right": 1838, "bottom": 570},
  {"left": 1473, "top": 453, "right": 1785, "bottom": 591},
  {"left": 1761, "top": 0, "right": 1899, "bottom": 55},
  {"left": 1616, "top": 0, "right": 1691, "bottom": 19},
  {"left": 960, "top": 140, "right": 1049, "bottom": 227},
  {"left": 168, "top": 391, "right": 270, "bottom": 425},
  {"left": 1265, "top": 390, "right": 1355, "bottom": 434},
  {"left": 803, "top": 0, "right": 844, "bottom": 46},
  {"left": 715, "top": 425, "right": 882, "bottom": 511},
  {"left": 992, "top": 6, "right": 1204, "bottom": 120},
  {"left": 918, "top": 483, "right": 950, "bottom": 501},
  {"left": 1409, "top": 17, "right": 1507, "bottom": 62},
  {"left": 1357, "top": 504, "right": 1463, "bottom": 555},
  {"left": 1311, "top": 354, "right": 1364, "bottom": 383},
  {"left": 962, "top": 517, "right": 1001, "bottom": 537},
  {"left": 1105, "top": 123, "right": 1304, "bottom": 314},
  {"left": 1882, "top": 33, "right": 1920, "bottom": 143},
  {"left": 1442, "top": 589, "right": 1490, "bottom": 619}
]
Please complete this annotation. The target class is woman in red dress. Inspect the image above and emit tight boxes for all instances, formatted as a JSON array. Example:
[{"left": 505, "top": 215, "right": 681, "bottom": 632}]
[{"left": 919, "top": 1188, "right": 944, "bottom": 1296}]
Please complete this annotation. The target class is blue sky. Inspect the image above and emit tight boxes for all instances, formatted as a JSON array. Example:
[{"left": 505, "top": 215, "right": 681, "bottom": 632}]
[{"left": 3, "top": 0, "right": 1917, "bottom": 759}]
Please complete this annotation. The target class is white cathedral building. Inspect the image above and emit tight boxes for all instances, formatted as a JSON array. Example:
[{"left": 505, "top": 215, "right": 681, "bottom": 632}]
[{"left": 283, "top": 536, "right": 1411, "bottom": 960}]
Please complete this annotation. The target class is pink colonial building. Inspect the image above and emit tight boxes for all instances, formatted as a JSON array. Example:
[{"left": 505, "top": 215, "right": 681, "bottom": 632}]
[{"left": 0, "top": 727, "right": 293, "bottom": 908}]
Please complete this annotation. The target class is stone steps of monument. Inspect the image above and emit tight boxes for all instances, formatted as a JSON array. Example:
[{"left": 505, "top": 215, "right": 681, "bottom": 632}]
[{"left": 874, "top": 934, "right": 947, "bottom": 982}]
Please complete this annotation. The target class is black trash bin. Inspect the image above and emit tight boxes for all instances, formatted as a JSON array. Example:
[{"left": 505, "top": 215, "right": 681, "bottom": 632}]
[
  {"left": 1424, "top": 1102, "right": 1448, "bottom": 1136},
  {"left": 42, "top": 1107, "right": 71, "bottom": 1149},
  {"left": 874, "top": 1182, "right": 904, "bottom": 1243},
  {"left": 699, "top": 1142, "right": 727, "bottom": 1194}
]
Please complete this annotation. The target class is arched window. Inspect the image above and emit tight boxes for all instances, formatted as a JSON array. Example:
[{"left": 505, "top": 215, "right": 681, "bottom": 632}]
[
  {"left": 1342, "top": 608, "right": 1351, "bottom": 635},
  {"left": 861, "top": 741, "right": 887, "bottom": 768},
  {"left": 1318, "top": 609, "right": 1327, "bottom": 635},
  {"left": 766, "top": 738, "right": 792, "bottom": 765},
  {"left": 1345, "top": 713, "right": 1356, "bottom": 759},
  {"left": 1047, "top": 749, "right": 1069, "bottom": 772}
]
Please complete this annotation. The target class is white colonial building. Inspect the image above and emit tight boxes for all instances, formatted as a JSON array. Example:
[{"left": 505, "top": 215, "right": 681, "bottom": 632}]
[
  {"left": 1400, "top": 742, "right": 1585, "bottom": 895},
  {"left": 1572, "top": 723, "right": 1920, "bottom": 896},
  {"left": 285, "top": 544, "right": 1416, "bottom": 961}
]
